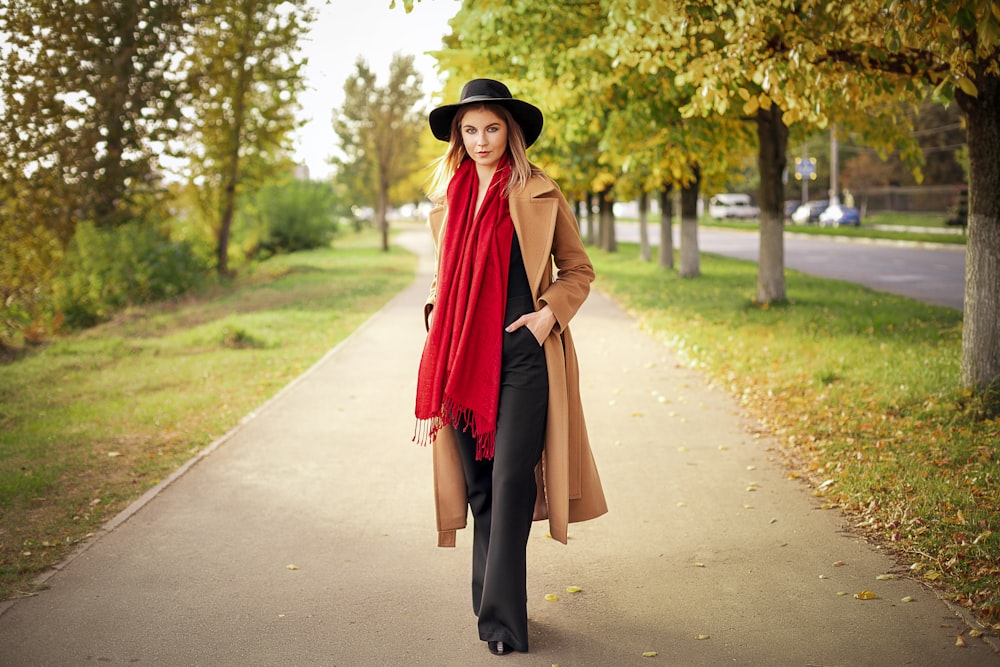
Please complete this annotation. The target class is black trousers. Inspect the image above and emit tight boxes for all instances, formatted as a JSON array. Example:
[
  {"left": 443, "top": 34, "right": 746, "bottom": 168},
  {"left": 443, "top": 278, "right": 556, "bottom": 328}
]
[{"left": 454, "top": 293, "right": 548, "bottom": 652}]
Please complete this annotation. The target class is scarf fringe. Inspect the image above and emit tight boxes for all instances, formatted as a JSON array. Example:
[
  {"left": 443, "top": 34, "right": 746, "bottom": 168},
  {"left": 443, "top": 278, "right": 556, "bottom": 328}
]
[
  {"left": 412, "top": 417, "right": 443, "bottom": 448},
  {"left": 413, "top": 395, "right": 497, "bottom": 460}
]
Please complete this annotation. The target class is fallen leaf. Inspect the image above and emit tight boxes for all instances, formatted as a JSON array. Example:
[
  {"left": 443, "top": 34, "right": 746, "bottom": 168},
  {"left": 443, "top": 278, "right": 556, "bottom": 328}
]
[
  {"left": 924, "top": 571, "right": 942, "bottom": 581},
  {"left": 901, "top": 596, "right": 914, "bottom": 603},
  {"left": 955, "top": 634, "right": 966, "bottom": 647},
  {"left": 819, "top": 574, "right": 828, "bottom": 580},
  {"left": 837, "top": 591, "right": 848, "bottom": 596},
  {"left": 694, "top": 562, "right": 706, "bottom": 568},
  {"left": 107, "top": 451, "right": 122, "bottom": 458},
  {"left": 969, "top": 629, "right": 983, "bottom": 638},
  {"left": 876, "top": 574, "right": 894, "bottom": 581},
  {"left": 854, "top": 590, "right": 879, "bottom": 600},
  {"left": 566, "top": 586, "right": 582, "bottom": 593},
  {"left": 544, "top": 593, "right": 558, "bottom": 601},
  {"left": 642, "top": 651, "right": 658, "bottom": 657},
  {"left": 694, "top": 634, "right": 710, "bottom": 640},
  {"left": 832, "top": 560, "right": 845, "bottom": 567},
  {"left": 285, "top": 564, "right": 300, "bottom": 570}
]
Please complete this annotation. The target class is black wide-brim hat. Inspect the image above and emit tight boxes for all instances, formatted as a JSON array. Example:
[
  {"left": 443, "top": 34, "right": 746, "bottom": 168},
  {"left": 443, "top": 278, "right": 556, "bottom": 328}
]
[{"left": 428, "top": 78, "right": 544, "bottom": 147}]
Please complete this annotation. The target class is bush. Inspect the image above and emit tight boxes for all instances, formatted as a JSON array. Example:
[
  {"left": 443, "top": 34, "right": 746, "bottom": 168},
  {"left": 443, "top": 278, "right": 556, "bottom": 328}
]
[
  {"left": 236, "top": 180, "right": 342, "bottom": 259},
  {"left": 52, "top": 221, "right": 209, "bottom": 329},
  {"left": 0, "top": 220, "right": 63, "bottom": 348}
]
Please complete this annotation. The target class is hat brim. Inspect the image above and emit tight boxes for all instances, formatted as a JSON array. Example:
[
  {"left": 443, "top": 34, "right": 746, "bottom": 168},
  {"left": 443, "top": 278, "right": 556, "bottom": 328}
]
[{"left": 428, "top": 97, "right": 544, "bottom": 147}]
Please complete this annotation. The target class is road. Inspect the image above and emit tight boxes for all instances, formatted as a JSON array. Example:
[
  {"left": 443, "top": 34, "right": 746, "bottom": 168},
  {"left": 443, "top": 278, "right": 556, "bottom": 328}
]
[{"left": 616, "top": 222, "right": 966, "bottom": 310}]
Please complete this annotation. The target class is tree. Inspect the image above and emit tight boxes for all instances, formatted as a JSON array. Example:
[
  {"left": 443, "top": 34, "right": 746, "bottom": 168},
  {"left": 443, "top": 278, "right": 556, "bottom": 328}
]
[
  {"left": 603, "top": 1, "right": 922, "bottom": 305},
  {"left": 402, "top": 0, "right": 1000, "bottom": 395},
  {"left": 185, "top": 0, "right": 313, "bottom": 275},
  {"left": 332, "top": 54, "right": 424, "bottom": 252},
  {"left": 0, "top": 0, "right": 193, "bottom": 342},
  {"left": 0, "top": 0, "right": 191, "bottom": 232},
  {"left": 798, "top": 0, "right": 1000, "bottom": 393}
]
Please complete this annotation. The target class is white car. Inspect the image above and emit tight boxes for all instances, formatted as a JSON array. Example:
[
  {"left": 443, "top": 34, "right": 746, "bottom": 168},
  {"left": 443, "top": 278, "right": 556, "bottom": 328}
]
[{"left": 708, "top": 193, "right": 759, "bottom": 220}]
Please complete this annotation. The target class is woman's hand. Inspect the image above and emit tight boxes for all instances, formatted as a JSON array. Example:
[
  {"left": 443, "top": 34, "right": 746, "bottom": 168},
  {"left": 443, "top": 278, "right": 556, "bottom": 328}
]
[{"left": 505, "top": 304, "right": 556, "bottom": 345}]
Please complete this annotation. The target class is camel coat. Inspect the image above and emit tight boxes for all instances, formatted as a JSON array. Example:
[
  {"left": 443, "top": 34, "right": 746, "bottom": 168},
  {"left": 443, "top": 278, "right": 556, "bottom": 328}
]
[{"left": 422, "top": 173, "right": 608, "bottom": 547}]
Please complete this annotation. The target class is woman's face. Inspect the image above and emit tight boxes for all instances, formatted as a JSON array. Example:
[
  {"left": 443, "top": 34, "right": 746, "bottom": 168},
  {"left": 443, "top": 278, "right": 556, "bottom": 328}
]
[{"left": 460, "top": 107, "right": 508, "bottom": 173}]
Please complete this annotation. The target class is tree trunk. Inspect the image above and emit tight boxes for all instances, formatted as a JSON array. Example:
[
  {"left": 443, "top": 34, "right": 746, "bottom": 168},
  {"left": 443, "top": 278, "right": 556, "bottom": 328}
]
[
  {"left": 958, "top": 68, "right": 1000, "bottom": 393},
  {"left": 755, "top": 105, "right": 789, "bottom": 303},
  {"left": 377, "top": 180, "right": 390, "bottom": 252},
  {"left": 679, "top": 167, "right": 700, "bottom": 278},
  {"left": 585, "top": 192, "right": 596, "bottom": 245},
  {"left": 216, "top": 16, "right": 253, "bottom": 278},
  {"left": 659, "top": 183, "right": 674, "bottom": 269},
  {"left": 638, "top": 190, "right": 650, "bottom": 261},
  {"left": 217, "top": 182, "right": 236, "bottom": 276},
  {"left": 599, "top": 186, "right": 616, "bottom": 252}
]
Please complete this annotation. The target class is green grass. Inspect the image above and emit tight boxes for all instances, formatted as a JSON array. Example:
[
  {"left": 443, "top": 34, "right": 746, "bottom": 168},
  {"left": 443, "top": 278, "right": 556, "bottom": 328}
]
[
  {"left": 696, "top": 215, "right": 966, "bottom": 245},
  {"left": 591, "top": 243, "right": 999, "bottom": 631},
  {"left": 864, "top": 211, "right": 957, "bottom": 228},
  {"left": 0, "top": 229, "right": 416, "bottom": 600}
]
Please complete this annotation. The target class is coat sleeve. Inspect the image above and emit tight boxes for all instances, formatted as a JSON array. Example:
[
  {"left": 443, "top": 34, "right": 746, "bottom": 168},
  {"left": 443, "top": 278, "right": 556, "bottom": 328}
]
[
  {"left": 537, "top": 186, "right": 594, "bottom": 334},
  {"left": 424, "top": 206, "right": 446, "bottom": 331}
]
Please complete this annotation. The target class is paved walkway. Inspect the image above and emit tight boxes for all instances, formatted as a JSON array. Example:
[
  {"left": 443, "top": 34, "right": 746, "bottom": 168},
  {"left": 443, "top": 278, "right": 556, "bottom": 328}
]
[{"left": 0, "top": 226, "right": 996, "bottom": 666}]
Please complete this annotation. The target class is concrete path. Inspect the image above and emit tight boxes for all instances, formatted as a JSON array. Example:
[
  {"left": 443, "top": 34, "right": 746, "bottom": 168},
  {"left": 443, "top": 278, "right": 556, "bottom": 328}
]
[{"left": 0, "top": 226, "right": 996, "bottom": 666}]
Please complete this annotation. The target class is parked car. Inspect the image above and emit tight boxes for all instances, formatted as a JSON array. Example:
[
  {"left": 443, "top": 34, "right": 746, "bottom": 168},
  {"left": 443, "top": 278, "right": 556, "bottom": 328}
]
[
  {"left": 818, "top": 204, "right": 861, "bottom": 227},
  {"left": 708, "top": 193, "right": 759, "bottom": 220},
  {"left": 791, "top": 199, "right": 829, "bottom": 224},
  {"left": 783, "top": 199, "right": 801, "bottom": 219}
]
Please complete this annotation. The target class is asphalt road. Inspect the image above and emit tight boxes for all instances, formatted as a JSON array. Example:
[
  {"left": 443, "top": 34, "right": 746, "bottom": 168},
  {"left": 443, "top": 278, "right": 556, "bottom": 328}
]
[{"left": 615, "top": 222, "right": 966, "bottom": 311}]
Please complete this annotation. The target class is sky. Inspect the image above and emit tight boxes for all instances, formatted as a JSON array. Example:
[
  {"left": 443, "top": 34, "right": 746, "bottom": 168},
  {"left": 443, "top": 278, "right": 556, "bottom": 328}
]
[{"left": 292, "top": 0, "right": 462, "bottom": 180}]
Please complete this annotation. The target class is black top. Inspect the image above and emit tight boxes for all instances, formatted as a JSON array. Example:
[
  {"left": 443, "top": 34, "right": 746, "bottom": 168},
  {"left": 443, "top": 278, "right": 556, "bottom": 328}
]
[{"left": 507, "top": 234, "right": 531, "bottom": 299}]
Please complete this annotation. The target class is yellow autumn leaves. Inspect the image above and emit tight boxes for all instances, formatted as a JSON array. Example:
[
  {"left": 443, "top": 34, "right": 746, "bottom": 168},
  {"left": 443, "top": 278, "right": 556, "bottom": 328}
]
[{"left": 544, "top": 585, "right": 584, "bottom": 602}]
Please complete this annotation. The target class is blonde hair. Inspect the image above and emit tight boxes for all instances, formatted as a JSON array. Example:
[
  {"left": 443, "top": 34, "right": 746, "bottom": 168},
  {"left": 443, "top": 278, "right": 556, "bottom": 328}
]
[{"left": 425, "top": 103, "right": 542, "bottom": 203}]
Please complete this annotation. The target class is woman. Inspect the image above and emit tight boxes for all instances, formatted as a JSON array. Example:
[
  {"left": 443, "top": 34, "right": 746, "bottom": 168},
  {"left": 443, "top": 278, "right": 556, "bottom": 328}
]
[{"left": 414, "top": 78, "right": 607, "bottom": 656}]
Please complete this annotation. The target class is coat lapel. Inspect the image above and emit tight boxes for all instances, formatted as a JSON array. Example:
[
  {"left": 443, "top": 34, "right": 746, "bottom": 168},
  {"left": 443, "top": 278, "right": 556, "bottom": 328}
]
[{"left": 510, "top": 180, "right": 558, "bottom": 297}]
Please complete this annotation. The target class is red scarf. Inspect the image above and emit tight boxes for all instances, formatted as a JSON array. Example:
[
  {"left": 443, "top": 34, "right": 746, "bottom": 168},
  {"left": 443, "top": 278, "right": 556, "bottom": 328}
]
[{"left": 414, "top": 156, "right": 514, "bottom": 460}]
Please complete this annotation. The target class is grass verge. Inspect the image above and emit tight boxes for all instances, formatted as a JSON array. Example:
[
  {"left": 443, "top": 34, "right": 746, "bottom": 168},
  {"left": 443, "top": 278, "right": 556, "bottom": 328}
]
[
  {"left": 699, "top": 215, "right": 966, "bottom": 245},
  {"left": 591, "top": 242, "right": 999, "bottom": 631},
  {"left": 0, "top": 229, "right": 416, "bottom": 601}
]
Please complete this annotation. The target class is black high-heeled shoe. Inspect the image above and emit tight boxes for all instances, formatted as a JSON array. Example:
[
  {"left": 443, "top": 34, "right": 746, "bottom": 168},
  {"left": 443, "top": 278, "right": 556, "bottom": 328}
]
[{"left": 488, "top": 640, "right": 510, "bottom": 656}]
